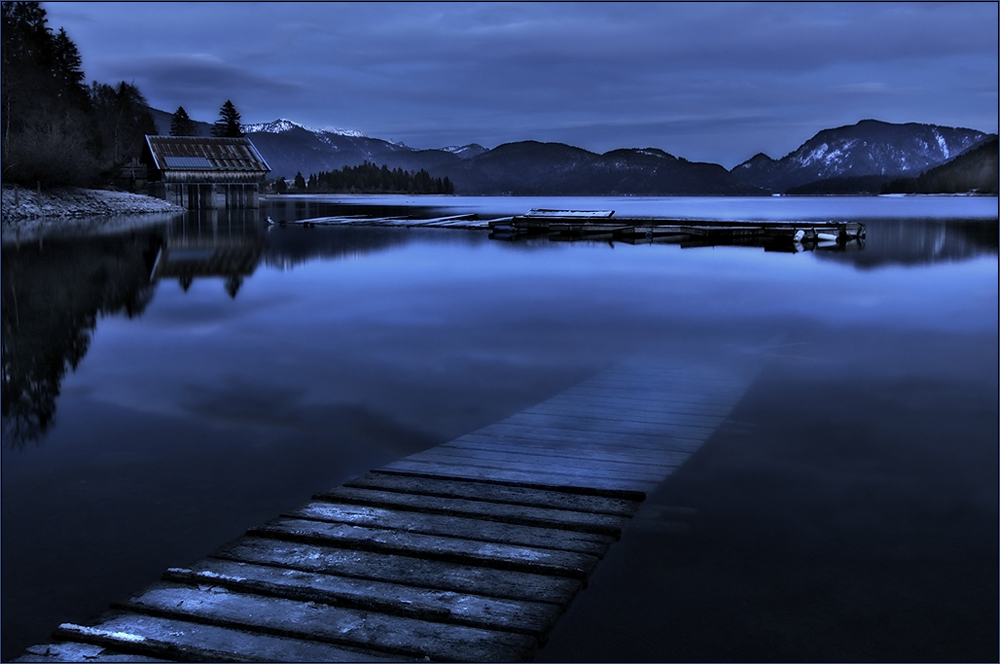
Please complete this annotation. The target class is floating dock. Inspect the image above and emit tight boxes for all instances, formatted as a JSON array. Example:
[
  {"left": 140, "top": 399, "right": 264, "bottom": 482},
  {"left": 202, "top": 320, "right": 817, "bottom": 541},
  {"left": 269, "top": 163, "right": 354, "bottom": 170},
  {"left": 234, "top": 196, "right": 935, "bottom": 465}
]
[
  {"left": 18, "top": 358, "right": 758, "bottom": 663},
  {"left": 489, "top": 209, "right": 866, "bottom": 251}
]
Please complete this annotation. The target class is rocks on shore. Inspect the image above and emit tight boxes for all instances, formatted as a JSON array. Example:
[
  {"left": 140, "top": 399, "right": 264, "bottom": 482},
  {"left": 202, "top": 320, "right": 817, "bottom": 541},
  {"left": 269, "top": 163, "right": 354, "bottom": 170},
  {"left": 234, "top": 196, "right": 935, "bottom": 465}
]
[
  {"left": 1, "top": 185, "right": 185, "bottom": 242},
  {"left": 1, "top": 185, "right": 183, "bottom": 223}
]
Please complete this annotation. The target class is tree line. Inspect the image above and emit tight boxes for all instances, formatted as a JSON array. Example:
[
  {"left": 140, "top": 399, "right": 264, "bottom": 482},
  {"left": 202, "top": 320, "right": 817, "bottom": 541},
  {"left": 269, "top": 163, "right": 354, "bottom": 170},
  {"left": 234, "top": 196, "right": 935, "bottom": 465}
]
[
  {"left": 1, "top": 1, "right": 156, "bottom": 185},
  {"left": 279, "top": 162, "right": 454, "bottom": 194},
  {"left": 1, "top": 1, "right": 247, "bottom": 188}
]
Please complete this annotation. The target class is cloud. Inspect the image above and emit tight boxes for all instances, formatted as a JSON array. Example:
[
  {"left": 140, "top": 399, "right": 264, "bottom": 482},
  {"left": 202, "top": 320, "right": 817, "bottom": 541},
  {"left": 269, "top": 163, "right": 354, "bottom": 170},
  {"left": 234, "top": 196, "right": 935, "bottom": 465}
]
[{"left": 41, "top": 1, "right": 998, "bottom": 165}]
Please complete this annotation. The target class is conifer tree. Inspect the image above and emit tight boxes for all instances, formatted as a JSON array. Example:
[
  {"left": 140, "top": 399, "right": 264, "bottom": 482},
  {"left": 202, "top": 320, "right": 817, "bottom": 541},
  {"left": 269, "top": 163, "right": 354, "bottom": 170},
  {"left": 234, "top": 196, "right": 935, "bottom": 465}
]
[
  {"left": 169, "top": 106, "right": 195, "bottom": 136},
  {"left": 212, "top": 99, "right": 243, "bottom": 138}
]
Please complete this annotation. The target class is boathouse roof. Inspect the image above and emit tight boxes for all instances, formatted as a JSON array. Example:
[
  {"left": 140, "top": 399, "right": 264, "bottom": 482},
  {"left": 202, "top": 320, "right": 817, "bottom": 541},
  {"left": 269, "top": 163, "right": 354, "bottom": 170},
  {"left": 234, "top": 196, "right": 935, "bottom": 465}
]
[{"left": 144, "top": 136, "right": 270, "bottom": 182}]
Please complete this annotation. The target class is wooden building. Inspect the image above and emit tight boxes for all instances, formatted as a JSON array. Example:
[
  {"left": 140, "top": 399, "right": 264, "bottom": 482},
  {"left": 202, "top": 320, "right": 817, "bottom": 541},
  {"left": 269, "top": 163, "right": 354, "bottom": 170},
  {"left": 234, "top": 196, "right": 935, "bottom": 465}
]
[{"left": 144, "top": 136, "right": 270, "bottom": 209}]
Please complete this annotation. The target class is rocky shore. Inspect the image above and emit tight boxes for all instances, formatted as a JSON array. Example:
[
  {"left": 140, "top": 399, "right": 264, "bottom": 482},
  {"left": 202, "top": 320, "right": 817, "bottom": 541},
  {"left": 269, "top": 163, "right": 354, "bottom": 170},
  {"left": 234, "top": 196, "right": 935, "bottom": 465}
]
[{"left": 1, "top": 185, "right": 184, "bottom": 241}]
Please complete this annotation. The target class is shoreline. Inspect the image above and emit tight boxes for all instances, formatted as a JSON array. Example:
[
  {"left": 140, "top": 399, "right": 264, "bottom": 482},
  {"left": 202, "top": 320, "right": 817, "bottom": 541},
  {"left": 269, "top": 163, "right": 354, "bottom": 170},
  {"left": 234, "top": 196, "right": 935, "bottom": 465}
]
[{"left": 1, "top": 185, "right": 185, "bottom": 243}]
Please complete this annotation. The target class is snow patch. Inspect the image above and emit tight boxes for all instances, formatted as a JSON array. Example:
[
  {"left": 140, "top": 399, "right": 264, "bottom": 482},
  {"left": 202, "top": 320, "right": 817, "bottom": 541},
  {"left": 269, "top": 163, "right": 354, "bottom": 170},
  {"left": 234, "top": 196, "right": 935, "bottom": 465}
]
[
  {"left": 798, "top": 143, "right": 830, "bottom": 166},
  {"left": 59, "top": 624, "right": 146, "bottom": 642},
  {"left": 243, "top": 118, "right": 302, "bottom": 134},
  {"left": 441, "top": 145, "right": 481, "bottom": 155},
  {"left": 932, "top": 129, "right": 950, "bottom": 159},
  {"left": 322, "top": 127, "right": 367, "bottom": 138}
]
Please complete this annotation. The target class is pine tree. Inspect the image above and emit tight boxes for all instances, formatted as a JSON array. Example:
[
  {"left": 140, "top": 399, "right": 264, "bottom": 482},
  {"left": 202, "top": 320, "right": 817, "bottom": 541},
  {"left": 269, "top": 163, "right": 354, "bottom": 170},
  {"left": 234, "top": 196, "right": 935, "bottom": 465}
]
[
  {"left": 169, "top": 106, "right": 195, "bottom": 136},
  {"left": 89, "top": 81, "right": 156, "bottom": 165},
  {"left": 49, "top": 28, "right": 87, "bottom": 107},
  {"left": 212, "top": 99, "right": 243, "bottom": 138},
  {"left": 293, "top": 171, "right": 306, "bottom": 190}
]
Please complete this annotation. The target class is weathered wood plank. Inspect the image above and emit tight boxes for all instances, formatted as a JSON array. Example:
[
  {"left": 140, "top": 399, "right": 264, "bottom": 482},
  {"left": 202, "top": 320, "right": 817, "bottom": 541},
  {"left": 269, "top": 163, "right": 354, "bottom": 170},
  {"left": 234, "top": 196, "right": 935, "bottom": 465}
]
[
  {"left": 313, "top": 486, "right": 632, "bottom": 535},
  {"left": 485, "top": 417, "right": 722, "bottom": 440},
  {"left": 121, "top": 582, "right": 537, "bottom": 662},
  {"left": 344, "top": 472, "right": 641, "bottom": 517},
  {"left": 285, "top": 500, "right": 614, "bottom": 556},
  {"left": 537, "top": 389, "right": 745, "bottom": 409},
  {"left": 501, "top": 404, "right": 730, "bottom": 426},
  {"left": 492, "top": 417, "right": 724, "bottom": 440},
  {"left": 213, "top": 537, "right": 582, "bottom": 606},
  {"left": 15, "top": 641, "right": 168, "bottom": 663},
  {"left": 53, "top": 614, "right": 404, "bottom": 663},
  {"left": 443, "top": 438, "right": 687, "bottom": 466},
  {"left": 379, "top": 459, "right": 659, "bottom": 495},
  {"left": 418, "top": 444, "right": 676, "bottom": 474},
  {"left": 464, "top": 422, "right": 712, "bottom": 447},
  {"left": 165, "top": 560, "right": 562, "bottom": 637},
  {"left": 252, "top": 517, "right": 601, "bottom": 579},
  {"left": 402, "top": 449, "right": 668, "bottom": 483},
  {"left": 451, "top": 432, "right": 701, "bottom": 458}
]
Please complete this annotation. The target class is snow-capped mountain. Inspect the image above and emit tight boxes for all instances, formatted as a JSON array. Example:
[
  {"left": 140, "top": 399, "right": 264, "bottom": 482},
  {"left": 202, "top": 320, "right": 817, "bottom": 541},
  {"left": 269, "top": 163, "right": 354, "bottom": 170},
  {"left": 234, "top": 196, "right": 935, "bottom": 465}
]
[
  {"left": 242, "top": 118, "right": 367, "bottom": 138},
  {"left": 732, "top": 120, "right": 987, "bottom": 192},
  {"left": 240, "top": 118, "right": 488, "bottom": 180}
]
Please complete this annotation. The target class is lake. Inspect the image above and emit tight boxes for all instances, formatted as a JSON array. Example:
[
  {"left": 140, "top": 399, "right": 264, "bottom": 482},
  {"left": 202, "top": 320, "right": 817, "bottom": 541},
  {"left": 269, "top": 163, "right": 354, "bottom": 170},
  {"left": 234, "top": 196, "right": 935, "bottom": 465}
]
[{"left": 2, "top": 195, "right": 997, "bottom": 661}]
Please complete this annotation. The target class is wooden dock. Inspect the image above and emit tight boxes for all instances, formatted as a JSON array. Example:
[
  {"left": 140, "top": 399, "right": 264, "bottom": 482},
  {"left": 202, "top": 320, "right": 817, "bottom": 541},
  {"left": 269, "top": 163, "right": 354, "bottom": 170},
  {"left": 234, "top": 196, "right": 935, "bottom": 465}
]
[
  {"left": 489, "top": 209, "right": 866, "bottom": 251},
  {"left": 18, "top": 358, "right": 758, "bottom": 663}
]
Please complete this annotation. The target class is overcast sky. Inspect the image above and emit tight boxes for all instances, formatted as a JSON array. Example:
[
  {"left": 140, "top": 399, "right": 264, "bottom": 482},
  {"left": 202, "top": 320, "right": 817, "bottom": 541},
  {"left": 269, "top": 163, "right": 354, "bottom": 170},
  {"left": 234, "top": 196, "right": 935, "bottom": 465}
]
[{"left": 42, "top": 1, "right": 998, "bottom": 168}]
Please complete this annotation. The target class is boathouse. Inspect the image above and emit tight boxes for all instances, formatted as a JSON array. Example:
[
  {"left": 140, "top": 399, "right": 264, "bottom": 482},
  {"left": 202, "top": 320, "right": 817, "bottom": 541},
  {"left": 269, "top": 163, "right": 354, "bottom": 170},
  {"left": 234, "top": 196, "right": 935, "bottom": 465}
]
[{"left": 144, "top": 136, "right": 270, "bottom": 209}]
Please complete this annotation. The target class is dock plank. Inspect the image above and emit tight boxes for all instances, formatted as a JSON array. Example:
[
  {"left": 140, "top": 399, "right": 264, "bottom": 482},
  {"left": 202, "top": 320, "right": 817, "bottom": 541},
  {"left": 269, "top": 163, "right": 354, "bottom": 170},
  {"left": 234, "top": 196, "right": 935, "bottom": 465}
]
[
  {"left": 285, "top": 500, "right": 614, "bottom": 556},
  {"left": 164, "top": 560, "right": 562, "bottom": 637},
  {"left": 121, "top": 582, "right": 537, "bottom": 662},
  {"left": 379, "top": 458, "right": 661, "bottom": 494},
  {"left": 344, "top": 472, "right": 641, "bottom": 517},
  {"left": 402, "top": 450, "right": 668, "bottom": 483},
  {"left": 15, "top": 641, "right": 168, "bottom": 663},
  {"left": 52, "top": 615, "right": 403, "bottom": 663},
  {"left": 251, "top": 517, "right": 601, "bottom": 579},
  {"left": 213, "top": 536, "right": 582, "bottom": 605},
  {"left": 442, "top": 438, "right": 687, "bottom": 466},
  {"left": 416, "top": 444, "right": 676, "bottom": 473},
  {"left": 313, "top": 486, "right": 632, "bottom": 535}
]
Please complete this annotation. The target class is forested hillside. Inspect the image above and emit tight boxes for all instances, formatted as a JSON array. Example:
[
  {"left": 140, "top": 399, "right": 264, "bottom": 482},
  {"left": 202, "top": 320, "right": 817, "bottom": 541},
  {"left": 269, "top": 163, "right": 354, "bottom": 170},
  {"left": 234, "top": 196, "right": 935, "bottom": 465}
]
[{"left": 882, "top": 137, "right": 998, "bottom": 195}]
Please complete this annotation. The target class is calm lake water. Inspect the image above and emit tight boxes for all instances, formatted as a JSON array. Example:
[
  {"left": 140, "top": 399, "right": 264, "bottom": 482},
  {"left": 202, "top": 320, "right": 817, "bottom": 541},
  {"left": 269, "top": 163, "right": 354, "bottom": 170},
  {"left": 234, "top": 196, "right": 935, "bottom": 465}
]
[{"left": 2, "top": 195, "right": 997, "bottom": 661}]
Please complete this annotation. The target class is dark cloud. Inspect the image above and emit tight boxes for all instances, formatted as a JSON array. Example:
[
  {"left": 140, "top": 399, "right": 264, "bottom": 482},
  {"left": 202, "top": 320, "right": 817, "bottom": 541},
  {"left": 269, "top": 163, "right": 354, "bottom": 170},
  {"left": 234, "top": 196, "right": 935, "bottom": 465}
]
[{"left": 41, "top": 1, "right": 997, "bottom": 167}]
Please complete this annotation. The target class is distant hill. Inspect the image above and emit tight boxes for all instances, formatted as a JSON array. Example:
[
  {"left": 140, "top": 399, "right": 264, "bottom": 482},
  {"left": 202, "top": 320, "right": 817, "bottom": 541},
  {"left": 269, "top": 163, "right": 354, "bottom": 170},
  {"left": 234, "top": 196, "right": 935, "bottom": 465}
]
[
  {"left": 443, "top": 142, "right": 758, "bottom": 195},
  {"left": 243, "top": 119, "right": 486, "bottom": 181},
  {"left": 881, "top": 136, "right": 998, "bottom": 195},
  {"left": 732, "top": 120, "right": 987, "bottom": 193}
]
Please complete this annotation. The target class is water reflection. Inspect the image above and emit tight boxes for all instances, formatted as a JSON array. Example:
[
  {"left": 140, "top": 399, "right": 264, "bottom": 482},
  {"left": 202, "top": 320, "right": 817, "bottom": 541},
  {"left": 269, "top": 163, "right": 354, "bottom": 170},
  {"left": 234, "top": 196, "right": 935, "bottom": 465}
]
[
  {"left": 2, "top": 210, "right": 268, "bottom": 448},
  {"left": 817, "top": 217, "right": 998, "bottom": 268},
  {"left": 153, "top": 210, "right": 265, "bottom": 299},
  {"left": 263, "top": 225, "right": 412, "bottom": 270},
  {"left": 1, "top": 230, "right": 163, "bottom": 447},
  {"left": 3, "top": 206, "right": 996, "bottom": 450}
]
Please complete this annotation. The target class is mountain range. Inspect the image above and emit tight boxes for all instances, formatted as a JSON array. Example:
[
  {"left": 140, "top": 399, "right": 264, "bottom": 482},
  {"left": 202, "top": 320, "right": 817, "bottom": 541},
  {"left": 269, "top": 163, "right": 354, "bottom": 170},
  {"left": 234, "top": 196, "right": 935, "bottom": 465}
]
[{"left": 148, "top": 109, "right": 994, "bottom": 196}]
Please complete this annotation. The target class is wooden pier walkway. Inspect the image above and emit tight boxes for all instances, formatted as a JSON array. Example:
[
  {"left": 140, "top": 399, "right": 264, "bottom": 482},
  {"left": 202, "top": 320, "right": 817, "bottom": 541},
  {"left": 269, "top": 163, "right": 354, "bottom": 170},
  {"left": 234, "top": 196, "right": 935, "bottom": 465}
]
[{"left": 18, "top": 358, "right": 758, "bottom": 663}]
